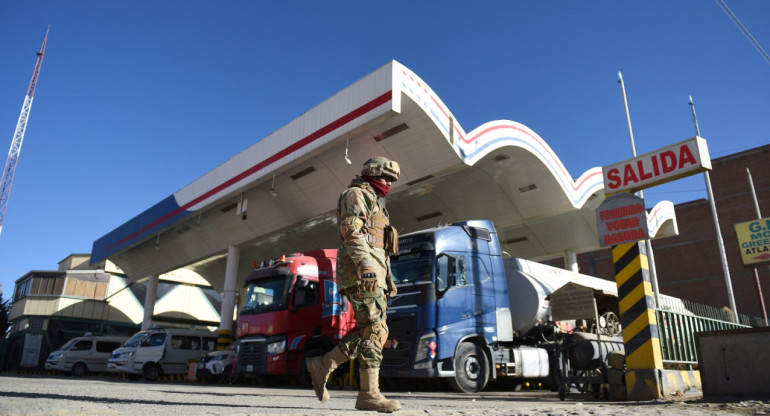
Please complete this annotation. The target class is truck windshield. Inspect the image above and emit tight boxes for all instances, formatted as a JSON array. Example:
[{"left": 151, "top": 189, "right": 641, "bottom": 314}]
[
  {"left": 241, "top": 275, "right": 292, "bottom": 314},
  {"left": 390, "top": 251, "right": 433, "bottom": 284},
  {"left": 123, "top": 331, "right": 149, "bottom": 348}
]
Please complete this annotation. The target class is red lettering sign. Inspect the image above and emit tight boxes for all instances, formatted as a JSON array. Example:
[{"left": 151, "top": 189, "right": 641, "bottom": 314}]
[{"left": 602, "top": 137, "right": 711, "bottom": 194}]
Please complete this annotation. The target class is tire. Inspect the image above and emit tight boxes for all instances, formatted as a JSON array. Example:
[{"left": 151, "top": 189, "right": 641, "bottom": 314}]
[
  {"left": 222, "top": 365, "right": 237, "bottom": 385},
  {"left": 71, "top": 362, "right": 87, "bottom": 377},
  {"left": 143, "top": 363, "right": 161, "bottom": 381},
  {"left": 448, "top": 342, "right": 489, "bottom": 393}
]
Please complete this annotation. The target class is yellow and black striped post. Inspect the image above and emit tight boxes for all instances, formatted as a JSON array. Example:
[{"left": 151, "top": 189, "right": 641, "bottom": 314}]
[
  {"left": 217, "top": 329, "right": 232, "bottom": 351},
  {"left": 613, "top": 240, "right": 664, "bottom": 400}
]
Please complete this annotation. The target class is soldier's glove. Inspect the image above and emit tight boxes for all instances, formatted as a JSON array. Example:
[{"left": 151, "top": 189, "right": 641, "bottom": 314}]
[
  {"left": 385, "top": 275, "right": 398, "bottom": 299},
  {"left": 359, "top": 265, "right": 379, "bottom": 297}
]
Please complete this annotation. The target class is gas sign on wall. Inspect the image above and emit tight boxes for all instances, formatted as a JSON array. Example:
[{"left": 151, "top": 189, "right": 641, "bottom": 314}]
[
  {"left": 597, "top": 193, "right": 649, "bottom": 247},
  {"left": 602, "top": 136, "right": 711, "bottom": 195},
  {"left": 734, "top": 217, "right": 770, "bottom": 265}
]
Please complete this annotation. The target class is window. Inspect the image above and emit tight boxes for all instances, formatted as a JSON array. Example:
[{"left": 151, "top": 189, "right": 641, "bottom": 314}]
[
  {"left": 143, "top": 333, "right": 166, "bottom": 347},
  {"left": 242, "top": 275, "right": 292, "bottom": 314},
  {"left": 390, "top": 251, "right": 433, "bottom": 284},
  {"left": 203, "top": 338, "right": 217, "bottom": 351},
  {"left": 71, "top": 340, "right": 92, "bottom": 351},
  {"left": 96, "top": 341, "right": 122, "bottom": 353},
  {"left": 293, "top": 278, "right": 319, "bottom": 309},
  {"left": 14, "top": 278, "right": 32, "bottom": 302},
  {"left": 172, "top": 335, "right": 202, "bottom": 350},
  {"left": 436, "top": 254, "right": 467, "bottom": 292}
]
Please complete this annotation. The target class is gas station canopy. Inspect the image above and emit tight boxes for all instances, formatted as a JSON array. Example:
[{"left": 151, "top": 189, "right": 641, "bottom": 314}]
[{"left": 91, "top": 60, "right": 677, "bottom": 291}]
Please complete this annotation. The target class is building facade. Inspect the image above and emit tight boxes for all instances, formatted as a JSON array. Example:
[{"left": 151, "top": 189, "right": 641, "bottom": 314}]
[{"left": 1, "top": 254, "right": 223, "bottom": 370}]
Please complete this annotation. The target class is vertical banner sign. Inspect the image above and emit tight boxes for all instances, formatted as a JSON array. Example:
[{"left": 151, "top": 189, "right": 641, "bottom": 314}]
[
  {"left": 597, "top": 193, "right": 649, "bottom": 247},
  {"left": 734, "top": 217, "right": 770, "bottom": 265}
]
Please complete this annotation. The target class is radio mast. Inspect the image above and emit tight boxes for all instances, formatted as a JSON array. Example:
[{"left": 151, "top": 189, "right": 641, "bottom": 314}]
[{"left": 0, "top": 27, "right": 49, "bottom": 239}]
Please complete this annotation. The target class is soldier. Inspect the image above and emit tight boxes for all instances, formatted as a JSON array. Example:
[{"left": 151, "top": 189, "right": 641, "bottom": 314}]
[{"left": 306, "top": 156, "right": 401, "bottom": 413}]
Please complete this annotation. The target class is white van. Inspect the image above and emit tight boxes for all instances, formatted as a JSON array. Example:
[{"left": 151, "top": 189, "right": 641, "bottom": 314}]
[
  {"left": 45, "top": 334, "right": 128, "bottom": 377},
  {"left": 107, "top": 327, "right": 218, "bottom": 381}
]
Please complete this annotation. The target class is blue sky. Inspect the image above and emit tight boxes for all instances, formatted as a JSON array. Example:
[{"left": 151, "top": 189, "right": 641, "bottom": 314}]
[{"left": 1, "top": 1, "right": 768, "bottom": 298}]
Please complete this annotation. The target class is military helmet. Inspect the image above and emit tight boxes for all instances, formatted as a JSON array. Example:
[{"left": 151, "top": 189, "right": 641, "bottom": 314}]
[{"left": 361, "top": 156, "right": 400, "bottom": 181}]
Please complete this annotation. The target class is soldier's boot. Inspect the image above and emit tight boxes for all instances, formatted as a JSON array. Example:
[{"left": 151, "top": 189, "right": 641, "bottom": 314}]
[
  {"left": 355, "top": 367, "right": 401, "bottom": 413},
  {"left": 306, "top": 346, "right": 347, "bottom": 403}
]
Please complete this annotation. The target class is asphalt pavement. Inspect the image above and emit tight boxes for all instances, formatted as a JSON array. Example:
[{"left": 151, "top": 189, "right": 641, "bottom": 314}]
[{"left": 1, "top": 373, "right": 769, "bottom": 416}]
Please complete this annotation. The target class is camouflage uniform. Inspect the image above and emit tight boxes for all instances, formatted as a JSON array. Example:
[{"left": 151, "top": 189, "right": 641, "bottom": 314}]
[
  {"left": 336, "top": 176, "right": 394, "bottom": 369},
  {"left": 307, "top": 156, "right": 401, "bottom": 412}
]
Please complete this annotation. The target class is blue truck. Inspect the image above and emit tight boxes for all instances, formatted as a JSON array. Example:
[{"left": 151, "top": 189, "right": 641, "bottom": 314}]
[{"left": 381, "top": 220, "right": 622, "bottom": 393}]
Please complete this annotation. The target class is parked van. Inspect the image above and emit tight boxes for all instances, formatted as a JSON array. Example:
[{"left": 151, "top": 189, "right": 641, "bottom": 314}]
[
  {"left": 45, "top": 333, "right": 128, "bottom": 377},
  {"left": 107, "top": 327, "right": 218, "bottom": 381}
]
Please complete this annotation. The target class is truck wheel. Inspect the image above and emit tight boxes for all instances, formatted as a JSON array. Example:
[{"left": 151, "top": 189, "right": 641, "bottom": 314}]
[
  {"left": 71, "top": 362, "right": 87, "bottom": 377},
  {"left": 143, "top": 363, "right": 161, "bottom": 381},
  {"left": 222, "top": 365, "right": 237, "bottom": 385},
  {"left": 448, "top": 343, "right": 489, "bottom": 393}
]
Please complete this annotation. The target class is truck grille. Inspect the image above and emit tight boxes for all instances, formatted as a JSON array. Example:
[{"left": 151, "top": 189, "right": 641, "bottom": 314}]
[
  {"left": 240, "top": 342, "right": 267, "bottom": 370},
  {"left": 381, "top": 313, "right": 417, "bottom": 369}
]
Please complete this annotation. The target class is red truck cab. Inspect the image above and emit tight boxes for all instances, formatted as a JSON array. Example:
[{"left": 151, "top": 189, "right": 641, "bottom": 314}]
[{"left": 235, "top": 249, "right": 356, "bottom": 384}]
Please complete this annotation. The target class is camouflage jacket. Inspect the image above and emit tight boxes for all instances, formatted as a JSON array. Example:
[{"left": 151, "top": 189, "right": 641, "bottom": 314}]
[{"left": 336, "top": 177, "right": 391, "bottom": 290}]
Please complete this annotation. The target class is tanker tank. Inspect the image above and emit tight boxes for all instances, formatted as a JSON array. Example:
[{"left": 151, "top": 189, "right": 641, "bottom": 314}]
[{"left": 503, "top": 258, "right": 619, "bottom": 336}]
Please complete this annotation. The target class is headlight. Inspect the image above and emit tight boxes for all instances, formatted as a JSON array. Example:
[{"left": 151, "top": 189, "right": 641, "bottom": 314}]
[
  {"left": 111, "top": 351, "right": 135, "bottom": 360},
  {"left": 47, "top": 353, "right": 63, "bottom": 360},
  {"left": 267, "top": 340, "right": 286, "bottom": 355},
  {"left": 414, "top": 332, "right": 437, "bottom": 369}
]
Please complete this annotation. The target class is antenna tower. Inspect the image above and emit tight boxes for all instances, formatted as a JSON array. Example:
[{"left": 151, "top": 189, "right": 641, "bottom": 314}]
[{"left": 0, "top": 27, "right": 49, "bottom": 239}]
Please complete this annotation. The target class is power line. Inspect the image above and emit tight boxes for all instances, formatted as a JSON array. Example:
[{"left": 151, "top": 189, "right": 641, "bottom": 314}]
[{"left": 714, "top": 0, "right": 770, "bottom": 66}]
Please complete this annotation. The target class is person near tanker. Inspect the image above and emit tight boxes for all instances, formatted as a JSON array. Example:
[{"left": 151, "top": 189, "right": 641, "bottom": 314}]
[{"left": 306, "top": 156, "right": 401, "bottom": 413}]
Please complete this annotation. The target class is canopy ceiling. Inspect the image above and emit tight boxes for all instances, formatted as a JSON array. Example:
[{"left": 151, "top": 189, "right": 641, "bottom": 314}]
[{"left": 92, "top": 61, "right": 677, "bottom": 292}]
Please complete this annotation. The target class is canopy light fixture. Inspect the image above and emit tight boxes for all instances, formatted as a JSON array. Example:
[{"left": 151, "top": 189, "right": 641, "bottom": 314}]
[
  {"left": 270, "top": 173, "right": 278, "bottom": 198},
  {"left": 416, "top": 211, "right": 443, "bottom": 222},
  {"left": 344, "top": 136, "right": 352, "bottom": 165},
  {"left": 518, "top": 184, "right": 537, "bottom": 193},
  {"left": 290, "top": 166, "right": 316, "bottom": 181},
  {"left": 504, "top": 236, "right": 528, "bottom": 245},
  {"left": 374, "top": 123, "right": 408, "bottom": 142}
]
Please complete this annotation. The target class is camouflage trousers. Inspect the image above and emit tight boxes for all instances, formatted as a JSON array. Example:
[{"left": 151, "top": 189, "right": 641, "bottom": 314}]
[{"left": 337, "top": 285, "right": 389, "bottom": 369}]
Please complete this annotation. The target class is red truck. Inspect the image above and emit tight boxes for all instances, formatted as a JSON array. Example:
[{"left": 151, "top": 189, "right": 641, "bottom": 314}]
[{"left": 234, "top": 249, "right": 356, "bottom": 385}]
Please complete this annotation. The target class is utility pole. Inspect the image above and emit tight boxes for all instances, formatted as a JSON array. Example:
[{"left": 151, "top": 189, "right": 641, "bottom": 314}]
[
  {"left": 689, "top": 96, "right": 739, "bottom": 322},
  {"left": 617, "top": 71, "right": 661, "bottom": 307},
  {"left": 0, "top": 27, "right": 49, "bottom": 239}
]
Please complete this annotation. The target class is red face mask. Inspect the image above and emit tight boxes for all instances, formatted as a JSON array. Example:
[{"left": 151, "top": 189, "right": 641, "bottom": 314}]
[{"left": 362, "top": 176, "right": 391, "bottom": 197}]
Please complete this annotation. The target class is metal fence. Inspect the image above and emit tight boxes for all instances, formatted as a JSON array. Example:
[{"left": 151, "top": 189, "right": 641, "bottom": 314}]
[{"left": 656, "top": 308, "right": 750, "bottom": 367}]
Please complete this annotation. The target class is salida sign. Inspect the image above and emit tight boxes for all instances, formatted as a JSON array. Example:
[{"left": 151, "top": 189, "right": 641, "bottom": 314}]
[
  {"left": 597, "top": 193, "right": 649, "bottom": 247},
  {"left": 603, "top": 136, "right": 711, "bottom": 195}
]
